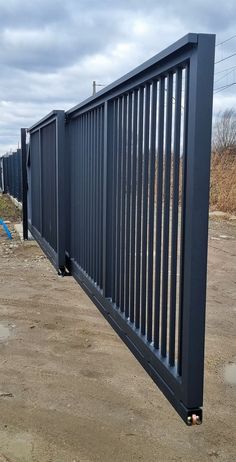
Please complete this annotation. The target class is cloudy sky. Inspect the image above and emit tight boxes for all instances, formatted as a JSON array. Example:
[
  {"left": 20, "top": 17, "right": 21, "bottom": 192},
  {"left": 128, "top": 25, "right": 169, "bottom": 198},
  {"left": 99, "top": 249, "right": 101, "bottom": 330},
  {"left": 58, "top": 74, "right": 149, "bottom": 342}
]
[{"left": 0, "top": 0, "right": 236, "bottom": 155}]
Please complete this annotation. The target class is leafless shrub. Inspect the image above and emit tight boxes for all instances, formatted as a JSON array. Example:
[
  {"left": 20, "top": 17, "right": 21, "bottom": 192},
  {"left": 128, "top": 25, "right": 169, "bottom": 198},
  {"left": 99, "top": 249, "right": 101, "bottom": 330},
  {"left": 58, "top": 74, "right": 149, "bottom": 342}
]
[{"left": 213, "top": 108, "right": 236, "bottom": 155}]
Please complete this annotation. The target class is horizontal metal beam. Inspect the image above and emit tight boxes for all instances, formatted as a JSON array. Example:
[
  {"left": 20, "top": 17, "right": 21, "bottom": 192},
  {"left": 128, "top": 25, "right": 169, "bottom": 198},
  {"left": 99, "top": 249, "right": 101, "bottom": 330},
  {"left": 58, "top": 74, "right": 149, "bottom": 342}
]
[
  {"left": 28, "top": 110, "right": 65, "bottom": 133},
  {"left": 67, "top": 33, "right": 198, "bottom": 117}
]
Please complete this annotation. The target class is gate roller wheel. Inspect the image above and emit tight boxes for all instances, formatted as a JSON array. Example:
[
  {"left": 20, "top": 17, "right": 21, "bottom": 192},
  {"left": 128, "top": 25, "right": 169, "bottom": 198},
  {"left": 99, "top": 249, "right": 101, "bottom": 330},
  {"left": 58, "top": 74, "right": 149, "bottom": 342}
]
[{"left": 187, "top": 414, "right": 201, "bottom": 426}]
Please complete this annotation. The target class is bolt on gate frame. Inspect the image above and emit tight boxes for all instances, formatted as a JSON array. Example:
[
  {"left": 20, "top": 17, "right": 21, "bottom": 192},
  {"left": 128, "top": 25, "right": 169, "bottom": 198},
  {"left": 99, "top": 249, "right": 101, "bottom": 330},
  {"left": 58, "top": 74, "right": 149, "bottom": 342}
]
[{"left": 21, "top": 33, "right": 215, "bottom": 425}]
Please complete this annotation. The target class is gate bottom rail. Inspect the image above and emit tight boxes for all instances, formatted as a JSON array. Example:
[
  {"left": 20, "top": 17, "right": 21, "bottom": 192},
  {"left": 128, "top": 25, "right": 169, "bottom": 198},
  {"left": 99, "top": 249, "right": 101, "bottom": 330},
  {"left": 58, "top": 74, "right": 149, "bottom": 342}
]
[{"left": 67, "top": 257, "right": 203, "bottom": 426}]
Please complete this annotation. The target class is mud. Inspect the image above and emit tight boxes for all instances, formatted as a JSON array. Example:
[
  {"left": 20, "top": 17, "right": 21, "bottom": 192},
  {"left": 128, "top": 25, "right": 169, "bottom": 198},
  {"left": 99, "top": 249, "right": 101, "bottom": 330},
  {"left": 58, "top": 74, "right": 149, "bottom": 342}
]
[{"left": 0, "top": 219, "right": 235, "bottom": 461}]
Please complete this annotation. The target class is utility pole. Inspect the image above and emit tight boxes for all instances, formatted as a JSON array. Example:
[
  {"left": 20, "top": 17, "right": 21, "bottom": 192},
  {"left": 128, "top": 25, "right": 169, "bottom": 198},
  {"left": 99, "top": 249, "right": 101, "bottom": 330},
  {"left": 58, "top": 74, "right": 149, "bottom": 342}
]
[
  {"left": 92, "top": 80, "right": 96, "bottom": 96},
  {"left": 92, "top": 81, "right": 106, "bottom": 96}
]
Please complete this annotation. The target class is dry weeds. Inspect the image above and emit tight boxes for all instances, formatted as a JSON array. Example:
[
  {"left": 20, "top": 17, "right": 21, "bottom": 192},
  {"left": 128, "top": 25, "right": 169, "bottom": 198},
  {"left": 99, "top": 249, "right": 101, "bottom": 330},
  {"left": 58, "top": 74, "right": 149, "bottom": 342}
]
[{"left": 210, "top": 151, "right": 236, "bottom": 214}]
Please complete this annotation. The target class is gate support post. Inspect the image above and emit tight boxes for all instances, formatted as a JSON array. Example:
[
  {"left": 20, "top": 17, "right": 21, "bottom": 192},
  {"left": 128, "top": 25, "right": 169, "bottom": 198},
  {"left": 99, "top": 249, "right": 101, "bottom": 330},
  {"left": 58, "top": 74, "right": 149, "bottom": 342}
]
[
  {"left": 56, "top": 112, "right": 66, "bottom": 273},
  {"left": 180, "top": 34, "right": 215, "bottom": 412},
  {"left": 21, "top": 128, "right": 28, "bottom": 240}
]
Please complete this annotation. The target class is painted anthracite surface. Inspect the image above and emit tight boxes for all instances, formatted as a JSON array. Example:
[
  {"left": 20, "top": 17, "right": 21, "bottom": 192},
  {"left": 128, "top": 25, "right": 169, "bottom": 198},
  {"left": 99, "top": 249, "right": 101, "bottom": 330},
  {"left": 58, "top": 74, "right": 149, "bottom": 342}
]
[{"left": 3, "top": 33, "right": 215, "bottom": 425}]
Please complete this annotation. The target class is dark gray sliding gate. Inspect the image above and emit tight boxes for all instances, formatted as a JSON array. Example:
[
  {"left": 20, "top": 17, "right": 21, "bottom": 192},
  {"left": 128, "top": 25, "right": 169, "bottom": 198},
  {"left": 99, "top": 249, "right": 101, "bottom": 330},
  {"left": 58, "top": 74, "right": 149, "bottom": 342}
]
[{"left": 24, "top": 33, "right": 215, "bottom": 425}]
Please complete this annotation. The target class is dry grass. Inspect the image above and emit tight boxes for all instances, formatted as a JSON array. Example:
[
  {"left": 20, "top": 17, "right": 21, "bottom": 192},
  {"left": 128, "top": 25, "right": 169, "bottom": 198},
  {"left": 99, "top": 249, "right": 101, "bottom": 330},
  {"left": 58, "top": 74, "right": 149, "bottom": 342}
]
[
  {"left": 0, "top": 194, "right": 22, "bottom": 222},
  {"left": 210, "top": 151, "right": 236, "bottom": 214}
]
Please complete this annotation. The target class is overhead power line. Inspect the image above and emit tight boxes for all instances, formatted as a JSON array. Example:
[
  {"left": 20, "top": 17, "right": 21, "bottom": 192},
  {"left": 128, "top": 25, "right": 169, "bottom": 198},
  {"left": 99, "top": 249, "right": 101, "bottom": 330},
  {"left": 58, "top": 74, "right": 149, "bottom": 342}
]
[
  {"left": 216, "top": 34, "right": 236, "bottom": 47},
  {"left": 215, "top": 52, "right": 236, "bottom": 64},
  {"left": 214, "top": 69, "right": 235, "bottom": 84},
  {"left": 215, "top": 65, "right": 236, "bottom": 75},
  {"left": 214, "top": 82, "right": 236, "bottom": 93}
]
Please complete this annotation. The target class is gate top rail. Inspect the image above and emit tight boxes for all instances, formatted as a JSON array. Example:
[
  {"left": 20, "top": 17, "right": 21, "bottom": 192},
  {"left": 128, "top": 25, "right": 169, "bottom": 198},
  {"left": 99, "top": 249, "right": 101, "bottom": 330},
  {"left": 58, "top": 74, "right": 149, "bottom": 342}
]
[
  {"left": 28, "top": 110, "right": 65, "bottom": 134},
  {"left": 66, "top": 32, "right": 201, "bottom": 118}
]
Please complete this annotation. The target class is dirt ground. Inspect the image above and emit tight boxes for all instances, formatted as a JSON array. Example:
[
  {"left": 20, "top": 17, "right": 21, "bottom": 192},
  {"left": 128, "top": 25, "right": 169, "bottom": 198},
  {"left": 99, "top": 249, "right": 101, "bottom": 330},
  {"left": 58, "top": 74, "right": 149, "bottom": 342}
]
[{"left": 0, "top": 207, "right": 235, "bottom": 460}]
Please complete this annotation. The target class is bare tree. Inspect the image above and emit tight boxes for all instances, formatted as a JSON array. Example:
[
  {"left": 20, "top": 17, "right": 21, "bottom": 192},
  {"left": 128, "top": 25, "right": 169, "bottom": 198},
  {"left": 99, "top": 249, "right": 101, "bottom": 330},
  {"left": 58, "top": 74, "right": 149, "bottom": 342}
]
[{"left": 213, "top": 108, "right": 236, "bottom": 155}]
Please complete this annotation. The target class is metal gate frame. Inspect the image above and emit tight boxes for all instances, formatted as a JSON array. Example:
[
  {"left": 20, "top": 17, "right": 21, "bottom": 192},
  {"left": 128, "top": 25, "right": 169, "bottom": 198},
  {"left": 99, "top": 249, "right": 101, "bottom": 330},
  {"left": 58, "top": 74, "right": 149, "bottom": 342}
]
[{"left": 22, "top": 33, "right": 215, "bottom": 425}]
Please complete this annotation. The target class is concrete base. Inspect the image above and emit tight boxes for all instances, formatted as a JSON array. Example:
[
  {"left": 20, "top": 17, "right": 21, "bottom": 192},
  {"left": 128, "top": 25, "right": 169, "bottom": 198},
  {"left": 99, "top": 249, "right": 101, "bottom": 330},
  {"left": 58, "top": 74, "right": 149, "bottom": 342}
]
[{"left": 10, "top": 195, "right": 22, "bottom": 210}]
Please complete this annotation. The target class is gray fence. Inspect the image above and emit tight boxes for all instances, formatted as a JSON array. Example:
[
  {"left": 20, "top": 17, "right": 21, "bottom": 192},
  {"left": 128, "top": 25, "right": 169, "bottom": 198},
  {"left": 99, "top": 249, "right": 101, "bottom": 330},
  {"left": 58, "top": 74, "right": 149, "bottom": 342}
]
[
  {"left": 22, "top": 33, "right": 215, "bottom": 425},
  {"left": 25, "top": 112, "right": 65, "bottom": 267},
  {"left": 0, "top": 150, "right": 22, "bottom": 203}
]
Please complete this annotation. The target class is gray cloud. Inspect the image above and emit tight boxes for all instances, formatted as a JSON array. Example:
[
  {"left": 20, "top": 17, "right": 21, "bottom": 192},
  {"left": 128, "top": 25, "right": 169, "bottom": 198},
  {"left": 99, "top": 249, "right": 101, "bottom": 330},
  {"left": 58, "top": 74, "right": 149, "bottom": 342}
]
[
  {"left": 0, "top": 0, "right": 236, "bottom": 155},
  {"left": 0, "top": 0, "right": 68, "bottom": 27},
  {"left": 165, "top": 0, "right": 236, "bottom": 30}
]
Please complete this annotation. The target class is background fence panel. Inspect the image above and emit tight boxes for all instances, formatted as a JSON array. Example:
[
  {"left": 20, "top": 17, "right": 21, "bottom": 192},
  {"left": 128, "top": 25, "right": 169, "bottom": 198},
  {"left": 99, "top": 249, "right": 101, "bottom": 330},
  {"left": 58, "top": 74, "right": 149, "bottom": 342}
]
[
  {"left": 0, "top": 158, "right": 3, "bottom": 192},
  {"left": 27, "top": 111, "right": 66, "bottom": 270},
  {"left": 0, "top": 150, "right": 22, "bottom": 202}
]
